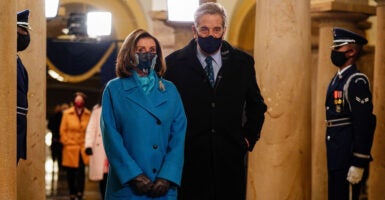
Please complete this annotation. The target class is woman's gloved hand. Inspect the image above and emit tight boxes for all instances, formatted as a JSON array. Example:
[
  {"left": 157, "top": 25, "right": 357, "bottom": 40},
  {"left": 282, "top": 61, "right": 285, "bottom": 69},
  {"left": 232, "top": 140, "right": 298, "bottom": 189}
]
[
  {"left": 129, "top": 174, "right": 154, "bottom": 195},
  {"left": 149, "top": 178, "right": 170, "bottom": 197}
]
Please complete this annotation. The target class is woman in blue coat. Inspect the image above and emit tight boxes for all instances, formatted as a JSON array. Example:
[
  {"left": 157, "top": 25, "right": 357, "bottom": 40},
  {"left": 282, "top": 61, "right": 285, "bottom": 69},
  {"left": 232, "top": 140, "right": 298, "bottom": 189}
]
[{"left": 100, "top": 29, "right": 187, "bottom": 200}]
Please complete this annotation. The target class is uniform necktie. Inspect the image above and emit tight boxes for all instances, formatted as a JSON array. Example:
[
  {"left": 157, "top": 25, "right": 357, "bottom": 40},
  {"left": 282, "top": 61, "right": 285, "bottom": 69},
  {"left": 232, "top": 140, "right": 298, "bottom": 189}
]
[{"left": 205, "top": 56, "right": 214, "bottom": 87}]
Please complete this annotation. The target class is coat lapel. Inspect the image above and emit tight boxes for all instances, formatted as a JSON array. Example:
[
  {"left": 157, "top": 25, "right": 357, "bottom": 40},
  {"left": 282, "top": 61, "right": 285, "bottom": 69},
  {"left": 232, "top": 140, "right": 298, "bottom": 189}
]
[
  {"left": 326, "top": 65, "right": 358, "bottom": 101},
  {"left": 120, "top": 76, "right": 167, "bottom": 122},
  {"left": 180, "top": 39, "right": 237, "bottom": 90},
  {"left": 181, "top": 39, "right": 211, "bottom": 77},
  {"left": 149, "top": 80, "right": 168, "bottom": 107}
]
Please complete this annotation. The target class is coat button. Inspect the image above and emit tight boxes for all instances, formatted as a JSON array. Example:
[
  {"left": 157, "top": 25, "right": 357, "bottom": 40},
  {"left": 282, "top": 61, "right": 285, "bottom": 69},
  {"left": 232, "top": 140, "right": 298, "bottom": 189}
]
[
  {"left": 211, "top": 102, "right": 216, "bottom": 108},
  {"left": 152, "top": 168, "right": 157, "bottom": 173},
  {"left": 156, "top": 120, "right": 161, "bottom": 125},
  {"left": 327, "top": 135, "right": 331, "bottom": 141},
  {"left": 153, "top": 145, "right": 158, "bottom": 149},
  {"left": 211, "top": 129, "right": 216, "bottom": 133},
  {"left": 326, "top": 106, "right": 329, "bottom": 110}
]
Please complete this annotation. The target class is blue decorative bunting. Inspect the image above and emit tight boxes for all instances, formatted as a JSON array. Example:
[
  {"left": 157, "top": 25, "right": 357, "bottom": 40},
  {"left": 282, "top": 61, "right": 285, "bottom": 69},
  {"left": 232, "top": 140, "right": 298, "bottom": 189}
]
[{"left": 46, "top": 39, "right": 118, "bottom": 84}]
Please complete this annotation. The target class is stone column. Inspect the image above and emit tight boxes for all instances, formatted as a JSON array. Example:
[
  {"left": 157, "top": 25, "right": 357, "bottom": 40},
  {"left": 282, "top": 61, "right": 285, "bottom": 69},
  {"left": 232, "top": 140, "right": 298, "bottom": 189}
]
[
  {"left": 0, "top": 1, "right": 17, "bottom": 199},
  {"left": 311, "top": 1, "right": 374, "bottom": 199},
  {"left": 16, "top": 1, "right": 46, "bottom": 200},
  {"left": 368, "top": 1, "right": 385, "bottom": 199},
  {"left": 151, "top": 10, "right": 193, "bottom": 55},
  {"left": 247, "top": 1, "right": 311, "bottom": 199}
]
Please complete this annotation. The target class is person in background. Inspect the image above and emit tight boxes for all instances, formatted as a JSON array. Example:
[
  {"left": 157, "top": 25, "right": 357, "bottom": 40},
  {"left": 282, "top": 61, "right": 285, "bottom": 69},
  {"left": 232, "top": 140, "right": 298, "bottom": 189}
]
[
  {"left": 164, "top": 2, "right": 267, "bottom": 200},
  {"left": 60, "top": 92, "right": 91, "bottom": 200},
  {"left": 325, "top": 27, "right": 376, "bottom": 200},
  {"left": 85, "top": 99, "right": 108, "bottom": 199},
  {"left": 16, "top": 9, "right": 32, "bottom": 164},
  {"left": 100, "top": 29, "right": 187, "bottom": 200},
  {"left": 48, "top": 103, "right": 69, "bottom": 169}
]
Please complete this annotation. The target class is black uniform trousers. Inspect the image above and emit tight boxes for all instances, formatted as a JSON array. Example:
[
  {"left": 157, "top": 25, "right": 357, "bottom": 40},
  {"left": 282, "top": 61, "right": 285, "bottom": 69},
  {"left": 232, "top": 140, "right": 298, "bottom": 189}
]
[{"left": 328, "top": 168, "right": 361, "bottom": 200}]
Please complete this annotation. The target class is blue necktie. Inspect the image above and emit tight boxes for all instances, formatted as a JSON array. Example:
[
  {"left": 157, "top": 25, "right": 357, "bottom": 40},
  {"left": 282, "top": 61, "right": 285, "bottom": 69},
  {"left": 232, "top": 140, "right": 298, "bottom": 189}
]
[{"left": 205, "top": 56, "right": 214, "bottom": 87}]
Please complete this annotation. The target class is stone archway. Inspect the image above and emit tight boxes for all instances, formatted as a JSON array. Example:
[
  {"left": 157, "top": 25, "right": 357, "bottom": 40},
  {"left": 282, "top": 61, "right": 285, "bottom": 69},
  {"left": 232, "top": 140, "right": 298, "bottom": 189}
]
[{"left": 226, "top": 0, "right": 256, "bottom": 54}]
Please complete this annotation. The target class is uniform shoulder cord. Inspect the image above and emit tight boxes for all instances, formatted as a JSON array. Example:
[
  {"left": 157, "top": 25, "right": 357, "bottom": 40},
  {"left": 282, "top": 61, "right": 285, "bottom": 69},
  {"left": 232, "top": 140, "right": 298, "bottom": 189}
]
[{"left": 342, "top": 72, "right": 370, "bottom": 112}]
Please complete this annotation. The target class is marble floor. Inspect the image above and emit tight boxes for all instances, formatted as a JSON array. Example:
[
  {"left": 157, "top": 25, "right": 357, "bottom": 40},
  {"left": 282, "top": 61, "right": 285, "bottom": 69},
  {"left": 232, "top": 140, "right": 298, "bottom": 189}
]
[
  {"left": 43, "top": 132, "right": 369, "bottom": 200},
  {"left": 45, "top": 132, "right": 103, "bottom": 200}
]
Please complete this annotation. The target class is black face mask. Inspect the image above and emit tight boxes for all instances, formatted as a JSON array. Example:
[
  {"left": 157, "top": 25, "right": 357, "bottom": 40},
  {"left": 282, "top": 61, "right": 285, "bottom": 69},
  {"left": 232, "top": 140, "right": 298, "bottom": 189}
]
[
  {"left": 330, "top": 50, "right": 349, "bottom": 67},
  {"left": 135, "top": 52, "right": 157, "bottom": 73},
  {"left": 197, "top": 35, "right": 222, "bottom": 54},
  {"left": 17, "top": 33, "right": 30, "bottom": 52}
]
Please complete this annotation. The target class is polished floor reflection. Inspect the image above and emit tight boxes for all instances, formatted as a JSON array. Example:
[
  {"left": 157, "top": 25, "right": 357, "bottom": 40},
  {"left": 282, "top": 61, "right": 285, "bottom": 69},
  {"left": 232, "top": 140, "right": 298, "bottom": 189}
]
[
  {"left": 43, "top": 131, "right": 369, "bottom": 200},
  {"left": 45, "top": 131, "right": 102, "bottom": 200}
]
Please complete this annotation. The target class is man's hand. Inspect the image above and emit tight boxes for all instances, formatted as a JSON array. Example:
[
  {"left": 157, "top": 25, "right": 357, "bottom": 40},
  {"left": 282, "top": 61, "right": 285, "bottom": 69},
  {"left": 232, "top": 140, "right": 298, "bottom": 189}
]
[
  {"left": 129, "top": 174, "right": 154, "bottom": 195},
  {"left": 346, "top": 166, "right": 364, "bottom": 184},
  {"left": 149, "top": 178, "right": 170, "bottom": 197}
]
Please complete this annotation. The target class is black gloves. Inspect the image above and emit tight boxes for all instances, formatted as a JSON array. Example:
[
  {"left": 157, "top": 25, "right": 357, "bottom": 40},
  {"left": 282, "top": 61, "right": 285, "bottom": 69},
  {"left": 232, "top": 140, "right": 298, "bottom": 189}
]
[
  {"left": 149, "top": 178, "right": 170, "bottom": 197},
  {"left": 85, "top": 147, "right": 93, "bottom": 155},
  {"left": 129, "top": 175, "right": 170, "bottom": 197},
  {"left": 129, "top": 174, "right": 154, "bottom": 195}
]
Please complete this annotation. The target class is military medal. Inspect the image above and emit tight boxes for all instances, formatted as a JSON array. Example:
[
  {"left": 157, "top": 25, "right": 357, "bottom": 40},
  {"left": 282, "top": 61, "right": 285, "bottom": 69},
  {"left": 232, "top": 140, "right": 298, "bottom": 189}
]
[
  {"left": 336, "top": 105, "right": 341, "bottom": 113},
  {"left": 334, "top": 90, "right": 343, "bottom": 113}
]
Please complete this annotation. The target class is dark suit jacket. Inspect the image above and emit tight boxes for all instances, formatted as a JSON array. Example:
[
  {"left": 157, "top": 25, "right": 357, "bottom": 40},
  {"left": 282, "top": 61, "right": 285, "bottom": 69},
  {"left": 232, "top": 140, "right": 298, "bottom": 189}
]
[{"left": 165, "top": 39, "right": 267, "bottom": 200}]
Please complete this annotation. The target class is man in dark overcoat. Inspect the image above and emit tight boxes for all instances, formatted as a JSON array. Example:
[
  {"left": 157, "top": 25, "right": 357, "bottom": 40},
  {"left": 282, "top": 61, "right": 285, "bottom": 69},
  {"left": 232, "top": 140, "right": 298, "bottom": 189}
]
[
  {"left": 164, "top": 3, "right": 267, "bottom": 200},
  {"left": 16, "top": 9, "right": 31, "bottom": 164},
  {"left": 325, "top": 27, "right": 376, "bottom": 200}
]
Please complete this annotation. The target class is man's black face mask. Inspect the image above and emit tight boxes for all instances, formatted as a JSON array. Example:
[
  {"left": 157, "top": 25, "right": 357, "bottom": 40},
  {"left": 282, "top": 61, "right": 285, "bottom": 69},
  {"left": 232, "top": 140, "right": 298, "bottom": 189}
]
[
  {"left": 197, "top": 35, "right": 222, "bottom": 54},
  {"left": 17, "top": 32, "right": 30, "bottom": 52},
  {"left": 330, "top": 50, "right": 350, "bottom": 67}
]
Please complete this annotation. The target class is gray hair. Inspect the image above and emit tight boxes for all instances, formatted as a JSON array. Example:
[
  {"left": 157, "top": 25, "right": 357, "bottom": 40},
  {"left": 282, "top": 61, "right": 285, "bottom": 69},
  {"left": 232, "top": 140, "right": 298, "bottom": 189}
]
[{"left": 194, "top": 2, "right": 227, "bottom": 28}]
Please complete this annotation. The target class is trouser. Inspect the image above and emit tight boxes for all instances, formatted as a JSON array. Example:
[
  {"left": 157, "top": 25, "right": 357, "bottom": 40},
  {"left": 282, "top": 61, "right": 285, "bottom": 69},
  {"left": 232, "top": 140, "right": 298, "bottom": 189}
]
[
  {"left": 99, "top": 173, "right": 108, "bottom": 200},
  {"left": 328, "top": 169, "right": 361, "bottom": 200},
  {"left": 66, "top": 154, "right": 85, "bottom": 196},
  {"left": 17, "top": 114, "right": 27, "bottom": 163}
]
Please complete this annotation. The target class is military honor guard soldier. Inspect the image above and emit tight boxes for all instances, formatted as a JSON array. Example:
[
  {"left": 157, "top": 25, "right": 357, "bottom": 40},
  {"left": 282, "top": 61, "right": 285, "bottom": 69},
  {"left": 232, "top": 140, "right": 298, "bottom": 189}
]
[
  {"left": 325, "top": 27, "right": 376, "bottom": 200},
  {"left": 16, "top": 9, "right": 32, "bottom": 164}
]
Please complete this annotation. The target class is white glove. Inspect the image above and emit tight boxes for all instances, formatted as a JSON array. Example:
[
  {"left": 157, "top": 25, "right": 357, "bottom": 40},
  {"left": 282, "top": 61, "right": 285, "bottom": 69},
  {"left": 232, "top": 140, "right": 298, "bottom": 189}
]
[{"left": 346, "top": 166, "right": 364, "bottom": 184}]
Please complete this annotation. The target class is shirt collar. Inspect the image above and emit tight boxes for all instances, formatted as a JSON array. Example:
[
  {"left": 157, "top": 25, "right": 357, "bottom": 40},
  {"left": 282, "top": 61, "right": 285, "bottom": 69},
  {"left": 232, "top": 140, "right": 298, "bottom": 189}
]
[
  {"left": 338, "top": 64, "right": 352, "bottom": 75},
  {"left": 196, "top": 48, "right": 221, "bottom": 67}
]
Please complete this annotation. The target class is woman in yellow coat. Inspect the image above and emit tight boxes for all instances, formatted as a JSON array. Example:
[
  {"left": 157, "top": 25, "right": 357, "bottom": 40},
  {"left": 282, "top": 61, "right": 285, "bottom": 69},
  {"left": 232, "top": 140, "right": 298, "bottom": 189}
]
[{"left": 60, "top": 92, "right": 91, "bottom": 200}]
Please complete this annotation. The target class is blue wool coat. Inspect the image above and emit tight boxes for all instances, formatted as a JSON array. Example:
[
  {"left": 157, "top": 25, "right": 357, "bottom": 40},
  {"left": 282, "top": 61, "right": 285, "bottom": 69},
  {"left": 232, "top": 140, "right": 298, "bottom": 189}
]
[{"left": 100, "top": 74, "right": 187, "bottom": 200}]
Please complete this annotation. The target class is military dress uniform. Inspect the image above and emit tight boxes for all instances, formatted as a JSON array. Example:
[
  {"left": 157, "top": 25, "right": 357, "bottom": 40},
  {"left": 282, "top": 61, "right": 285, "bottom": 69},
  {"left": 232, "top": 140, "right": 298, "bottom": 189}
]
[
  {"left": 17, "top": 56, "right": 29, "bottom": 161},
  {"left": 16, "top": 9, "right": 31, "bottom": 163},
  {"left": 325, "top": 27, "right": 376, "bottom": 200}
]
